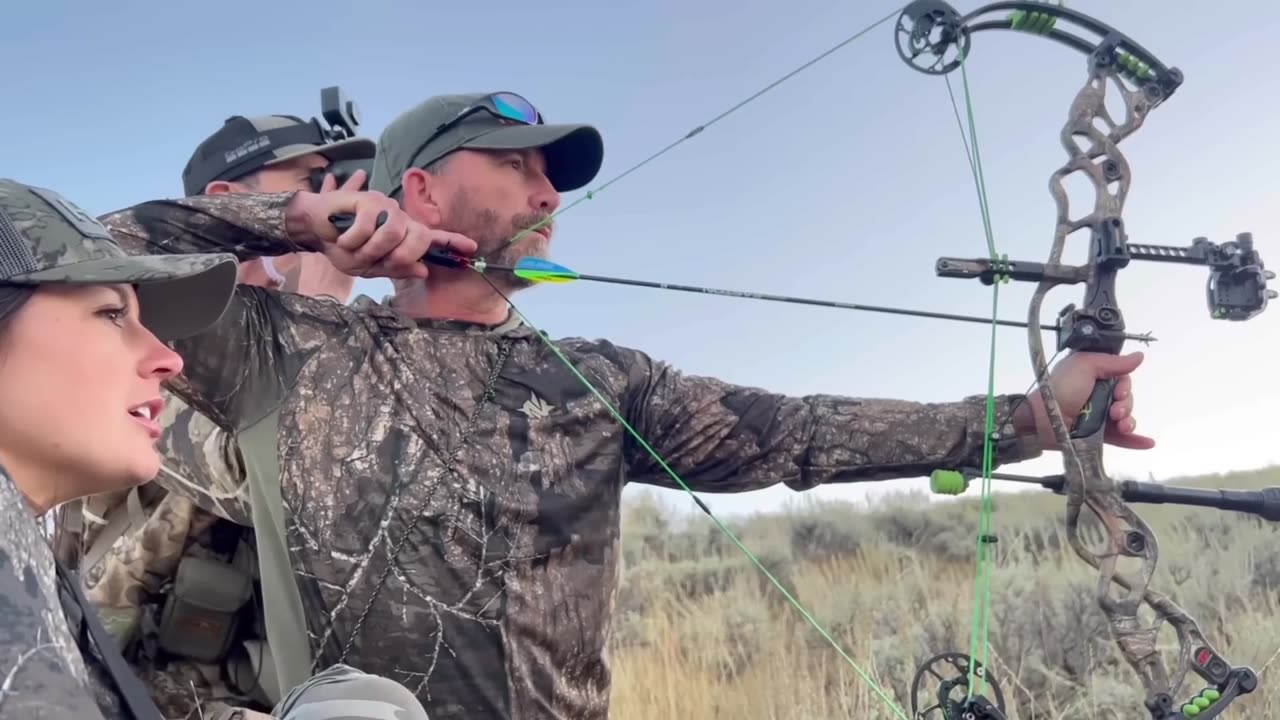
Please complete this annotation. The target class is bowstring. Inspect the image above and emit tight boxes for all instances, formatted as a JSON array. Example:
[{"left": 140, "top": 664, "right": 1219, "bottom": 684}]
[
  {"left": 948, "top": 57, "right": 1001, "bottom": 700},
  {"left": 478, "top": 273, "right": 911, "bottom": 719},
  {"left": 945, "top": 42, "right": 1071, "bottom": 708},
  {"left": 478, "top": 3, "right": 912, "bottom": 263}
]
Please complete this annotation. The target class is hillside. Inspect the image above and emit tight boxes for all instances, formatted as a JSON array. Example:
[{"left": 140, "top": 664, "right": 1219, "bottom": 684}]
[{"left": 609, "top": 466, "right": 1280, "bottom": 719}]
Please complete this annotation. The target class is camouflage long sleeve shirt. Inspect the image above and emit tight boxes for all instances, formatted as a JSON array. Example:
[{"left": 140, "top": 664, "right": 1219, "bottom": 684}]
[
  {"left": 99, "top": 192, "right": 1042, "bottom": 720},
  {"left": 0, "top": 464, "right": 122, "bottom": 720}
]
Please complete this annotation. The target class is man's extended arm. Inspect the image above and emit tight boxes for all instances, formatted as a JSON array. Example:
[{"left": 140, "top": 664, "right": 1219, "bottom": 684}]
[
  {"left": 617, "top": 348, "right": 1041, "bottom": 492},
  {"left": 102, "top": 192, "right": 306, "bottom": 261},
  {"left": 100, "top": 193, "right": 343, "bottom": 431}
]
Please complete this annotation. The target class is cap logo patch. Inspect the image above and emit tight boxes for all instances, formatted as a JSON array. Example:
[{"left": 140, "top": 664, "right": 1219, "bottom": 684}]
[
  {"left": 25, "top": 186, "right": 114, "bottom": 242},
  {"left": 224, "top": 135, "right": 272, "bottom": 164}
]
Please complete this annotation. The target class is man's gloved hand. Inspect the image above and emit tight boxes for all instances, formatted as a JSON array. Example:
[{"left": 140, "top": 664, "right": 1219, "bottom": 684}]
[{"left": 1012, "top": 351, "right": 1156, "bottom": 451}]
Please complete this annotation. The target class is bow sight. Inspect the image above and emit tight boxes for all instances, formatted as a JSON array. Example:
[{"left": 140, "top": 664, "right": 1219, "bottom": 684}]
[
  {"left": 896, "top": 1, "right": 1273, "bottom": 719},
  {"left": 308, "top": 85, "right": 374, "bottom": 192},
  {"left": 937, "top": 227, "right": 1276, "bottom": 362}
]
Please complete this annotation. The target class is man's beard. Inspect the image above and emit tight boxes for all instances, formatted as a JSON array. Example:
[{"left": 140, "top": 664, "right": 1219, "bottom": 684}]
[{"left": 443, "top": 191, "right": 552, "bottom": 291}]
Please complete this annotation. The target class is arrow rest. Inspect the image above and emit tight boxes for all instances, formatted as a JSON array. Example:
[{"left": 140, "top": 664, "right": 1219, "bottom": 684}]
[{"left": 910, "top": 652, "right": 1007, "bottom": 720}]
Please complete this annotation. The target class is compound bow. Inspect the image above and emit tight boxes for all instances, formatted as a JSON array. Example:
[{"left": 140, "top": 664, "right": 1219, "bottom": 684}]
[{"left": 895, "top": 2, "right": 1275, "bottom": 718}]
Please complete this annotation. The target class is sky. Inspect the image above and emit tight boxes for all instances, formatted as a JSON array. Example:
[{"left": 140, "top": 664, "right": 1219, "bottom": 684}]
[{"left": 4, "top": 0, "right": 1278, "bottom": 519}]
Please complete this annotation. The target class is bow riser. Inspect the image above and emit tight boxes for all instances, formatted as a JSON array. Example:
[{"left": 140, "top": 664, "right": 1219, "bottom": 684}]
[
  {"left": 1037, "top": 52, "right": 1163, "bottom": 692},
  {"left": 1031, "top": 44, "right": 1254, "bottom": 720}
]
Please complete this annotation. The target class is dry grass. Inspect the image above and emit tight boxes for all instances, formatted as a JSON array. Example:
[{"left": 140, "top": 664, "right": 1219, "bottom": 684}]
[{"left": 609, "top": 466, "right": 1280, "bottom": 719}]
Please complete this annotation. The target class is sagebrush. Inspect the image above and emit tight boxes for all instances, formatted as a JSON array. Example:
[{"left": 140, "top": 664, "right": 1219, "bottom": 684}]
[{"left": 609, "top": 466, "right": 1280, "bottom": 719}]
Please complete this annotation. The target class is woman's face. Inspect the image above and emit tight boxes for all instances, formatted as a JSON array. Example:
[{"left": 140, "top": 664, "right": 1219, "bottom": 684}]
[{"left": 0, "top": 283, "right": 183, "bottom": 509}]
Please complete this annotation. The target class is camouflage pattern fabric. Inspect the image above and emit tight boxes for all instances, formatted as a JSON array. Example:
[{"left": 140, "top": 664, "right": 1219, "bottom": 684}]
[
  {"left": 53, "top": 392, "right": 265, "bottom": 719},
  {"left": 0, "top": 178, "right": 236, "bottom": 343},
  {"left": 94, "top": 191, "right": 1043, "bottom": 719},
  {"left": 0, "top": 462, "right": 113, "bottom": 719}
]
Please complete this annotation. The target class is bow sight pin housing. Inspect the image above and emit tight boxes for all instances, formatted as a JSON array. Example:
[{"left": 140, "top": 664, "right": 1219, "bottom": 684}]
[
  {"left": 1103, "top": 230, "right": 1275, "bottom": 322},
  {"left": 308, "top": 85, "right": 374, "bottom": 192},
  {"left": 1190, "top": 233, "right": 1277, "bottom": 321}
]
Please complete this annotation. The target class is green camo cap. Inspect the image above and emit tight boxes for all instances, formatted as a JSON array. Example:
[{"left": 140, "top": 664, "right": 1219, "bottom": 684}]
[
  {"left": 0, "top": 179, "right": 239, "bottom": 341},
  {"left": 370, "top": 92, "right": 604, "bottom": 198}
]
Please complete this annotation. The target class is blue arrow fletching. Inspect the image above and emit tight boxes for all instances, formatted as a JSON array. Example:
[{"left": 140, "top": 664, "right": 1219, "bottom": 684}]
[{"left": 513, "top": 257, "right": 579, "bottom": 284}]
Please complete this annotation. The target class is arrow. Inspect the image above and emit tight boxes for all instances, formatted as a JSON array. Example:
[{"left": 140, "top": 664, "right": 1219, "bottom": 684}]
[{"left": 421, "top": 248, "right": 1158, "bottom": 343}]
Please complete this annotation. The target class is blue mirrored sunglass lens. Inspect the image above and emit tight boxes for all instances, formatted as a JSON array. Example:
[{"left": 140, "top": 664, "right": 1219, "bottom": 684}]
[{"left": 491, "top": 93, "right": 539, "bottom": 124}]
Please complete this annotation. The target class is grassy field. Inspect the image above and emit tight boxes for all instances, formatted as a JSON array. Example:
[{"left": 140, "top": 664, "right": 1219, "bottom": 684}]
[{"left": 609, "top": 465, "right": 1280, "bottom": 719}]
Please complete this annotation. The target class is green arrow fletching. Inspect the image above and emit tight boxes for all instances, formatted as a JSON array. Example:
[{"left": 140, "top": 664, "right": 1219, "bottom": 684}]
[{"left": 513, "top": 257, "right": 580, "bottom": 284}]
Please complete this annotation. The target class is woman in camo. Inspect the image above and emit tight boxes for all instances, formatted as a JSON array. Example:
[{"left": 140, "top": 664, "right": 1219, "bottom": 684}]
[{"left": 0, "top": 177, "right": 428, "bottom": 720}]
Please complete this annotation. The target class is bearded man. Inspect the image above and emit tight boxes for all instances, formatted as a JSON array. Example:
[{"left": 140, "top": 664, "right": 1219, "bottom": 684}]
[{"left": 97, "top": 90, "right": 1151, "bottom": 719}]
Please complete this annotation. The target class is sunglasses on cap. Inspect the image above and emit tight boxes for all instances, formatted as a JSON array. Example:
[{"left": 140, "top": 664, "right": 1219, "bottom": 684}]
[
  {"left": 436, "top": 91, "right": 542, "bottom": 138},
  {"left": 405, "top": 92, "right": 544, "bottom": 171}
]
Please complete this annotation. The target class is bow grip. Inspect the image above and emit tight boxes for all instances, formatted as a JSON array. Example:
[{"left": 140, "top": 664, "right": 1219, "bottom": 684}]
[{"left": 1069, "top": 377, "right": 1116, "bottom": 439}]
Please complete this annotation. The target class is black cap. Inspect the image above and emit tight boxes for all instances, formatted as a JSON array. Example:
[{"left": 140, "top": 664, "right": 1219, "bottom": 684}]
[{"left": 181, "top": 115, "right": 376, "bottom": 196}]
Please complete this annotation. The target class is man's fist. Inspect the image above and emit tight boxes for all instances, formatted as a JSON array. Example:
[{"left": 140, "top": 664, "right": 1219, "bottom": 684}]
[
  {"left": 1014, "top": 351, "right": 1156, "bottom": 451},
  {"left": 284, "top": 189, "right": 477, "bottom": 280}
]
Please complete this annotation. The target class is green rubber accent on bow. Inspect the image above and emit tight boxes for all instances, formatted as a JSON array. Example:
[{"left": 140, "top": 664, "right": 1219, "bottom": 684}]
[
  {"left": 1116, "top": 50, "right": 1156, "bottom": 80},
  {"left": 930, "top": 470, "right": 968, "bottom": 495},
  {"left": 991, "top": 253, "right": 1012, "bottom": 284},
  {"left": 1009, "top": 9, "right": 1058, "bottom": 35},
  {"left": 1203, "top": 689, "right": 1222, "bottom": 701},
  {"left": 1183, "top": 703, "right": 1202, "bottom": 716}
]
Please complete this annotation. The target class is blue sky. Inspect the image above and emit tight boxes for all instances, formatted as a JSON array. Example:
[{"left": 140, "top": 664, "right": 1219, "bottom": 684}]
[{"left": 6, "top": 0, "right": 1278, "bottom": 517}]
